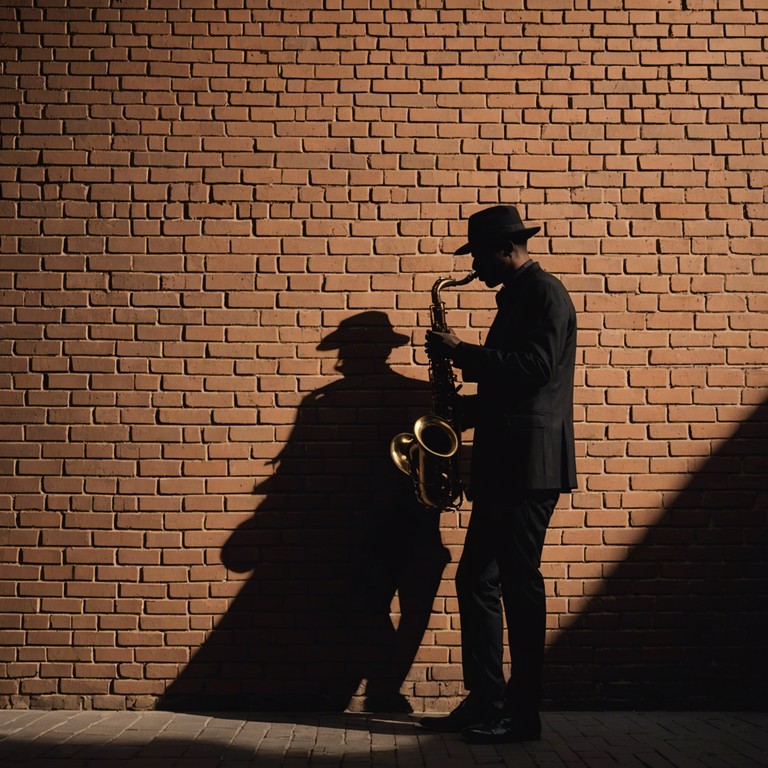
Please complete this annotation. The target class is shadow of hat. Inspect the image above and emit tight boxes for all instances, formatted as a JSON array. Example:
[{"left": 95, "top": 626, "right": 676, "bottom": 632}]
[{"left": 317, "top": 311, "right": 411, "bottom": 350}]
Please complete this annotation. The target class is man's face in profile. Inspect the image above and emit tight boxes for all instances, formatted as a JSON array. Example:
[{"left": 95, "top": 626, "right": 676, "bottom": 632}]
[{"left": 472, "top": 243, "right": 514, "bottom": 288}]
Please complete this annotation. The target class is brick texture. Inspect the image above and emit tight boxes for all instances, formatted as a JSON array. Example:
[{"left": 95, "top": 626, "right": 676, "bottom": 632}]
[{"left": 1, "top": 1, "right": 766, "bottom": 712}]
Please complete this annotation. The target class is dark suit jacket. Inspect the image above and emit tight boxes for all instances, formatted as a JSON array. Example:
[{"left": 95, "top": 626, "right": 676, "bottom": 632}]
[{"left": 452, "top": 262, "right": 577, "bottom": 494}]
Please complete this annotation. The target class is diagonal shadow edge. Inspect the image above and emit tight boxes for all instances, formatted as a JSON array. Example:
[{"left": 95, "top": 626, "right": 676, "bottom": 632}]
[{"left": 544, "top": 394, "right": 768, "bottom": 711}]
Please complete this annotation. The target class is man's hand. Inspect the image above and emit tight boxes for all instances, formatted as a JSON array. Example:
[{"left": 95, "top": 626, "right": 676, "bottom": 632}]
[{"left": 425, "top": 330, "right": 461, "bottom": 357}]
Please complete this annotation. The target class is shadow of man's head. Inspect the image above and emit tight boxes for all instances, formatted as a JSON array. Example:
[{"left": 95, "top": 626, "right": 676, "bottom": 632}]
[{"left": 317, "top": 311, "right": 411, "bottom": 375}]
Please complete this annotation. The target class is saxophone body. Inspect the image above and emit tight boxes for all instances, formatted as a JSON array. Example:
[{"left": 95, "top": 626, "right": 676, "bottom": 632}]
[{"left": 390, "top": 271, "right": 477, "bottom": 511}]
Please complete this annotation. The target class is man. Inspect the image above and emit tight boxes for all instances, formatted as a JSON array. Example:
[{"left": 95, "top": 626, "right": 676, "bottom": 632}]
[{"left": 419, "top": 205, "right": 577, "bottom": 743}]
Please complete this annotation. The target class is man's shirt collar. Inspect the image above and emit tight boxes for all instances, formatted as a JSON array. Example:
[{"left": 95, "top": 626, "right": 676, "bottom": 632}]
[{"left": 497, "top": 259, "right": 535, "bottom": 304}]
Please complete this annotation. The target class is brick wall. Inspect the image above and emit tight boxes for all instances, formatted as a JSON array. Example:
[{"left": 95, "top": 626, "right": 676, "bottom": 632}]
[{"left": 2, "top": 0, "right": 766, "bottom": 712}]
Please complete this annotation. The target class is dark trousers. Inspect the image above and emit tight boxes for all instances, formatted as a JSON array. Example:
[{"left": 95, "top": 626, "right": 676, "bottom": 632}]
[{"left": 456, "top": 489, "right": 559, "bottom": 717}]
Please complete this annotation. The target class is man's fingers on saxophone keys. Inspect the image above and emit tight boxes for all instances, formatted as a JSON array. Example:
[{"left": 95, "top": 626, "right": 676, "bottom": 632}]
[
  {"left": 426, "top": 330, "right": 461, "bottom": 353},
  {"left": 424, "top": 332, "right": 446, "bottom": 356}
]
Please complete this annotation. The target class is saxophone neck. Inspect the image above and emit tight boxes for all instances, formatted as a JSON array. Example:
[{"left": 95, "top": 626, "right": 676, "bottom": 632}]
[
  {"left": 453, "top": 270, "right": 478, "bottom": 286},
  {"left": 430, "top": 271, "right": 477, "bottom": 307}
]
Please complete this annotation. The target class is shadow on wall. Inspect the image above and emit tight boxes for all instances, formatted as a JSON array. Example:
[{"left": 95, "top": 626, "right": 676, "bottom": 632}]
[
  {"left": 545, "top": 394, "right": 768, "bottom": 710},
  {"left": 160, "top": 313, "right": 449, "bottom": 712}
]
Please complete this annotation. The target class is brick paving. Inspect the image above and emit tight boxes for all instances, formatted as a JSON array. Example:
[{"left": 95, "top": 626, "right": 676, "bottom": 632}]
[{"left": 0, "top": 710, "right": 766, "bottom": 768}]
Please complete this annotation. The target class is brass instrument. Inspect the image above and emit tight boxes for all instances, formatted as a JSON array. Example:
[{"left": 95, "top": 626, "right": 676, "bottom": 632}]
[{"left": 390, "top": 271, "right": 478, "bottom": 510}]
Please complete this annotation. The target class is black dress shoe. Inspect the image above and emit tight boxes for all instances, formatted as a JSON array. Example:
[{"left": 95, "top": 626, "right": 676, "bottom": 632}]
[
  {"left": 462, "top": 713, "right": 541, "bottom": 743},
  {"left": 419, "top": 697, "right": 502, "bottom": 733}
]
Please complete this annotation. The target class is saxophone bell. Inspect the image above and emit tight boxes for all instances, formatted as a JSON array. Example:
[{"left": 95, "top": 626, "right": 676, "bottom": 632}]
[
  {"left": 390, "top": 415, "right": 461, "bottom": 511},
  {"left": 391, "top": 413, "right": 459, "bottom": 472}
]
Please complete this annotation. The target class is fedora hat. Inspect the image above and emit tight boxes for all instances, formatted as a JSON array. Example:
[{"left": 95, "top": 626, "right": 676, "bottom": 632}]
[
  {"left": 454, "top": 205, "right": 541, "bottom": 255},
  {"left": 317, "top": 311, "right": 410, "bottom": 350}
]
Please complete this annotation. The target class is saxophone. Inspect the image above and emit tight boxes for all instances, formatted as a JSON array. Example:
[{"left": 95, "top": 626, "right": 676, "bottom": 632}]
[{"left": 390, "top": 271, "right": 477, "bottom": 510}]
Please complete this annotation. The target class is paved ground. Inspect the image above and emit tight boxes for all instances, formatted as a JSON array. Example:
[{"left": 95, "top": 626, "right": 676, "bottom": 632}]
[{"left": 0, "top": 710, "right": 765, "bottom": 767}]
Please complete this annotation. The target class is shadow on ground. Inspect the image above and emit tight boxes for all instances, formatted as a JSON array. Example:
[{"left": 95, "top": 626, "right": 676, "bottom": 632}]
[{"left": 0, "top": 715, "right": 422, "bottom": 767}]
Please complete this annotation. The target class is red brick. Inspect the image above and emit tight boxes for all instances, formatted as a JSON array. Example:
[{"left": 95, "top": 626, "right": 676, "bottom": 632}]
[{"left": 1, "top": 3, "right": 765, "bottom": 715}]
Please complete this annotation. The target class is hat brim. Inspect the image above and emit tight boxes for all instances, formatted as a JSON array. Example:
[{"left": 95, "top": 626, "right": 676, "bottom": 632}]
[
  {"left": 454, "top": 225, "right": 541, "bottom": 255},
  {"left": 317, "top": 329, "right": 411, "bottom": 350}
]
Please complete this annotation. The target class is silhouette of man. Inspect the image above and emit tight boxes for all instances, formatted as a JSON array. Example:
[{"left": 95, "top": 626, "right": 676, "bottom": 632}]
[
  {"left": 419, "top": 206, "right": 577, "bottom": 743},
  {"left": 315, "top": 312, "right": 450, "bottom": 712},
  {"left": 160, "top": 312, "right": 448, "bottom": 713}
]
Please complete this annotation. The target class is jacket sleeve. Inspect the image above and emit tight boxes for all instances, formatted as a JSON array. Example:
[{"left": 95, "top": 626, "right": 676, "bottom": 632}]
[
  {"left": 451, "top": 280, "right": 571, "bottom": 388},
  {"left": 455, "top": 393, "right": 479, "bottom": 430}
]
